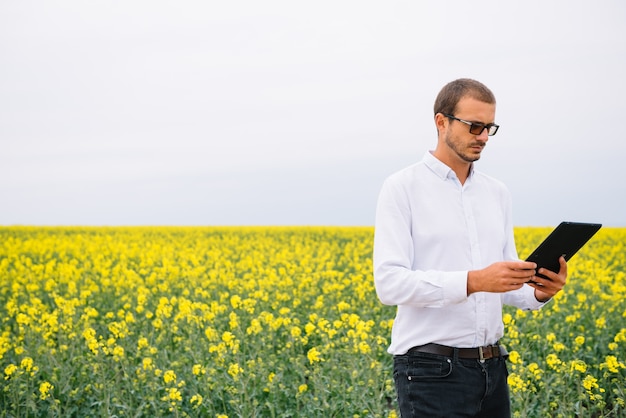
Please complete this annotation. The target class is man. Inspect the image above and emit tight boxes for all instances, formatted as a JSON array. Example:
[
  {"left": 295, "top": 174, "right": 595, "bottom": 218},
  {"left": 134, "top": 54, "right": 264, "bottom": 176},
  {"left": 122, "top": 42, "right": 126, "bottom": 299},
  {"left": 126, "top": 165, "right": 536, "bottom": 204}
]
[{"left": 373, "top": 78, "right": 567, "bottom": 417}]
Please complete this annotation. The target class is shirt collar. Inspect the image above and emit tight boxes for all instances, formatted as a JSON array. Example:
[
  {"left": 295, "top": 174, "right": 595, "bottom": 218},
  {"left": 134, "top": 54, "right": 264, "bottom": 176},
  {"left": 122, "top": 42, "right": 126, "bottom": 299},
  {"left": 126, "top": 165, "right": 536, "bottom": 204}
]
[{"left": 423, "top": 151, "right": 475, "bottom": 181}]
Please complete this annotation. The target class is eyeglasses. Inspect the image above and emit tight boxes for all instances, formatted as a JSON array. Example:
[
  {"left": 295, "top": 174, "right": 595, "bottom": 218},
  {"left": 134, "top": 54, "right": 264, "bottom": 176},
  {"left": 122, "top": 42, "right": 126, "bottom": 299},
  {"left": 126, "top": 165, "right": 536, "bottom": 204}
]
[{"left": 443, "top": 114, "right": 500, "bottom": 136}]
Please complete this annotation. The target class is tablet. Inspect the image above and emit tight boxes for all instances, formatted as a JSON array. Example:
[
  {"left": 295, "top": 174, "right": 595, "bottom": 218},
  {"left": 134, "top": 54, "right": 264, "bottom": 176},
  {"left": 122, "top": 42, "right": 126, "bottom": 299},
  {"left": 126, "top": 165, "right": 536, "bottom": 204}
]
[{"left": 525, "top": 221, "right": 602, "bottom": 279}]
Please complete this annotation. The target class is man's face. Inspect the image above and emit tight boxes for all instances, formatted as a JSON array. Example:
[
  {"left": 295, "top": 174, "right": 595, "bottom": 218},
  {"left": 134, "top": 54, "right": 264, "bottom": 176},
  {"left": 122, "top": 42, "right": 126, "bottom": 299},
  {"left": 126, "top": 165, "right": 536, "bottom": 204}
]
[{"left": 443, "top": 96, "right": 496, "bottom": 163}]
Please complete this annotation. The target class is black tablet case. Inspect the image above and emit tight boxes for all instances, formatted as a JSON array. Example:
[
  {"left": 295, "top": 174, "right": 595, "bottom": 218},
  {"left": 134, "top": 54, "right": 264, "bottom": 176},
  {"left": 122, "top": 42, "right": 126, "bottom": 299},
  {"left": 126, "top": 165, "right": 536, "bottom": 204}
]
[{"left": 525, "top": 221, "right": 602, "bottom": 279}]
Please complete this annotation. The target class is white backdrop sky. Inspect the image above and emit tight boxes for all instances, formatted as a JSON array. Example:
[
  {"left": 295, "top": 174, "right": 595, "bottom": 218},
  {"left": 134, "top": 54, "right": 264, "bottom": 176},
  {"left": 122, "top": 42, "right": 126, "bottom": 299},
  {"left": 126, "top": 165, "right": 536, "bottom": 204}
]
[{"left": 2, "top": 0, "right": 625, "bottom": 227}]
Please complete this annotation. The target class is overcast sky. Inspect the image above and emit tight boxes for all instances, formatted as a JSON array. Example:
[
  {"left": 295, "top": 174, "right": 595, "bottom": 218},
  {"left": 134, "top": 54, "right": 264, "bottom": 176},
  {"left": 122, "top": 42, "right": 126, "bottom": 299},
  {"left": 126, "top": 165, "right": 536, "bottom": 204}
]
[{"left": 2, "top": 0, "right": 625, "bottom": 227}]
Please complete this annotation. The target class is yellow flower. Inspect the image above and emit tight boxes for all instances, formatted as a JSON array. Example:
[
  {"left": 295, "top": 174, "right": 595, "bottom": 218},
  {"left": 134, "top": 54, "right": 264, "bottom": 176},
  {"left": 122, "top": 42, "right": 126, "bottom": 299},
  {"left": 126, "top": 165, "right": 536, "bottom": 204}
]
[
  {"left": 337, "top": 301, "right": 351, "bottom": 311},
  {"left": 228, "top": 311, "right": 239, "bottom": 329},
  {"left": 152, "top": 318, "right": 163, "bottom": 330},
  {"left": 39, "top": 381, "right": 54, "bottom": 400},
  {"left": 20, "top": 357, "right": 36, "bottom": 374},
  {"left": 137, "top": 337, "right": 149, "bottom": 350},
  {"left": 307, "top": 347, "right": 323, "bottom": 364},
  {"left": 570, "top": 359, "right": 587, "bottom": 373},
  {"left": 4, "top": 364, "right": 17, "bottom": 380},
  {"left": 205, "top": 327, "right": 218, "bottom": 341},
  {"left": 528, "top": 362, "right": 543, "bottom": 380},
  {"left": 222, "top": 331, "right": 235, "bottom": 344},
  {"left": 582, "top": 374, "right": 599, "bottom": 392},
  {"left": 507, "top": 373, "right": 527, "bottom": 392},
  {"left": 142, "top": 357, "right": 153, "bottom": 371},
  {"left": 227, "top": 363, "right": 243, "bottom": 380},
  {"left": 290, "top": 326, "right": 302, "bottom": 338},
  {"left": 82, "top": 328, "right": 96, "bottom": 341},
  {"left": 304, "top": 323, "right": 316, "bottom": 335},
  {"left": 162, "top": 387, "right": 182, "bottom": 402},
  {"left": 190, "top": 394, "right": 203, "bottom": 407},
  {"left": 108, "top": 321, "right": 128, "bottom": 339},
  {"left": 230, "top": 295, "right": 241, "bottom": 309},
  {"left": 112, "top": 345, "right": 124, "bottom": 361},
  {"left": 87, "top": 338, "right": 99, "bottom": 355},
  {"left": 546, "top": 353, "right": 564, "bottom": 371},
  {"left": 357, "top": 341, "right": 371, "bottom": 354},
  {"left": 508, "top": 350, "right": 521, "bottom": 365},
  {"left": 246, "top": 319, "right": 262, "bottom": 335},
  {"left": 16, "top": 313, "right": 30, "bottom": 326},
  {"left": 192, "top": 364, "right": 205, "bottom": 376},
  {"left": 600, "top": 355, "right": 626, "bottom": 373},
  {"left": 163, "top": 370, "right": 177, "bottom": 384},
  {"left": 298, "top": 384, "right": 308, "bottom": 393}
]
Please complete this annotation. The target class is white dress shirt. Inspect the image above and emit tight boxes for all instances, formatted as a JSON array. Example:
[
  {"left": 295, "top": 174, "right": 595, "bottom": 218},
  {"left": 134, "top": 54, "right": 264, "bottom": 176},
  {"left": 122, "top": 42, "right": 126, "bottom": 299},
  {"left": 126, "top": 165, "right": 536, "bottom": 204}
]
[{"left": 373, "top": 151, "right": 545, "bottom": 355}]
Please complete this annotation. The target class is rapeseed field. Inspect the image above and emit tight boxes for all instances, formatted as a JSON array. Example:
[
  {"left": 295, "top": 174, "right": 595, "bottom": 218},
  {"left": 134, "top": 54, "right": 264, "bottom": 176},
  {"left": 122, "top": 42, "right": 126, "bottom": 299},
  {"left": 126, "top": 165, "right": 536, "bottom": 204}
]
[{"left": 0, "top": 226, "right": 624, "bottom": 417}]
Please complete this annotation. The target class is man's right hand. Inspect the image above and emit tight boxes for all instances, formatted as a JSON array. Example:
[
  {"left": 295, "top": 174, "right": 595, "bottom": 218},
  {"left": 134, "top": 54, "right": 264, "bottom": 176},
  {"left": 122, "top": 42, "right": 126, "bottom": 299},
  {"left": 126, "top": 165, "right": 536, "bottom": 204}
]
[{"left": 467, "top": 260, "right": 537, "bottom": 295}]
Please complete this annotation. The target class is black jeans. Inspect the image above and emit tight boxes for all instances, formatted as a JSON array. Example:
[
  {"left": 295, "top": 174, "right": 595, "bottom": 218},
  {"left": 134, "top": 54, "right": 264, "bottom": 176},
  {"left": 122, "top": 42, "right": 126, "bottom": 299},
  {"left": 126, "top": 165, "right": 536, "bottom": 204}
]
[{"left": 393, "top": 351, "right": 511, "bottom": 417}]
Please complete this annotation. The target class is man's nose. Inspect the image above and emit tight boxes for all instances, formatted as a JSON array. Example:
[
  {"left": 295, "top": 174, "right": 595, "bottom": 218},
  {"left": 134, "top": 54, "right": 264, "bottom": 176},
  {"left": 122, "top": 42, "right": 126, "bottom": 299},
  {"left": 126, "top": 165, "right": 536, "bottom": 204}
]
[{"left": 476, "top": 128, "right": 489, "bottom": 141}]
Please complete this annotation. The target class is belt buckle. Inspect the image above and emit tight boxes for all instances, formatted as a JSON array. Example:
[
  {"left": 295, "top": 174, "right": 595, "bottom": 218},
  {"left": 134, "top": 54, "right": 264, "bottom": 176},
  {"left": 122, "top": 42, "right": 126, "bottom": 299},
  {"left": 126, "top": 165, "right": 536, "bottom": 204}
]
[{"left": 478, "top": 346, "right": 485, "bottom": 363}]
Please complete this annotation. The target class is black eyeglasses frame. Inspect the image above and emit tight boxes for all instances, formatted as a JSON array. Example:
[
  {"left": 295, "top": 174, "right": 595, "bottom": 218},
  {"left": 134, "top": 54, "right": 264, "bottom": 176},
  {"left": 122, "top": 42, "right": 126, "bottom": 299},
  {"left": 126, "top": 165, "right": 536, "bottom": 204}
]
[{"left": 443, "top": 113, "right": 500, "bottom": 136}]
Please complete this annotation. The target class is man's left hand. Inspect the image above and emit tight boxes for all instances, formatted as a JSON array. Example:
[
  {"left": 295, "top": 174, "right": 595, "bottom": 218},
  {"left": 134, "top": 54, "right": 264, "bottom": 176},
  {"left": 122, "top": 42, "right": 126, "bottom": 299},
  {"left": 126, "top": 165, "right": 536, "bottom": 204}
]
[{"left": 527, "top": 256, "right": 567, "bottom": 302}]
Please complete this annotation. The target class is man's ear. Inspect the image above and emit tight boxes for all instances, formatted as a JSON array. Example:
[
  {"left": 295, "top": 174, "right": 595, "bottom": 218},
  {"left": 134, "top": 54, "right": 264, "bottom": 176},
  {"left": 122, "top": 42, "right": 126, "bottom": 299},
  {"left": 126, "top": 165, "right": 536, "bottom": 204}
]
[{"left": 434, "top": 113, "right": 447, "bottom": 135}]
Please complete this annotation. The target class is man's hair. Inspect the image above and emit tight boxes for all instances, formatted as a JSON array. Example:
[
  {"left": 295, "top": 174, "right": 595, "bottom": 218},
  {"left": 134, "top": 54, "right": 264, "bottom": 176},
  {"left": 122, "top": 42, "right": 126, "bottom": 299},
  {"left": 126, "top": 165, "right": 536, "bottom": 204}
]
[{"left": 433, "top": 78, "right": 496, "bottom": 116}]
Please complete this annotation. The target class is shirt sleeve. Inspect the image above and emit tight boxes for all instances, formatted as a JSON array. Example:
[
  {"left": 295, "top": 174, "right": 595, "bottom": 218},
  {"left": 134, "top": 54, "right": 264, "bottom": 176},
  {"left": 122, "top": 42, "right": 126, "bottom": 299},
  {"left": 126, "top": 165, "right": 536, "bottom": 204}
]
[
  {"left": 502, "top": 285, "right": 549, "bottom": 310},
  {"left": 373, "top": 177, "right": 468, "bottom": 308}
]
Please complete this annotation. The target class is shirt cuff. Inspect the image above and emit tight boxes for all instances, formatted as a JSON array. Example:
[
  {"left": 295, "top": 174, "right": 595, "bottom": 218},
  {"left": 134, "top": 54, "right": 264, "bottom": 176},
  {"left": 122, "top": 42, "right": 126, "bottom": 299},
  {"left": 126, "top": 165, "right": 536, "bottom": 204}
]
[
  {"left": 442, "top": 271, "right": 470, "bottom": 305},
  {"left": 528, "top": 285, "right": 551, "bottom": 309}
]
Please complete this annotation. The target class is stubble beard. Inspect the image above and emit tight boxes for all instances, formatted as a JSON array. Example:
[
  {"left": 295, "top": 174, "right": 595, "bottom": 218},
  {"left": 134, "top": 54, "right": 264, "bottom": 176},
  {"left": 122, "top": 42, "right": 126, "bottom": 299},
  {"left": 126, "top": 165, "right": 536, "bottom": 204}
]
[{"left": 444, "top": 131, "right": 483, "bottom": 163}]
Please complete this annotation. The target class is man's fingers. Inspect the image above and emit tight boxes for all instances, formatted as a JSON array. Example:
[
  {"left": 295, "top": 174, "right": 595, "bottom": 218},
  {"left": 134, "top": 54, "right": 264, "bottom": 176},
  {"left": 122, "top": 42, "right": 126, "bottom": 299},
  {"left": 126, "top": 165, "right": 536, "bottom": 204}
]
[
  {"left": 507, "top": 260, "right": 537, "bottom": 270},
  {"left": 511, "top": 268, "right": 536, "bottom": 279}
]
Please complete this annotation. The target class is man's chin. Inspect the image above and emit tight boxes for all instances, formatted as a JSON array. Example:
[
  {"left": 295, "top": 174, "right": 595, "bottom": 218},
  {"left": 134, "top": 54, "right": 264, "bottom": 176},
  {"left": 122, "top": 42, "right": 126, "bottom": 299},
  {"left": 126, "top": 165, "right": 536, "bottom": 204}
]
[{"left": 462, "top": 154, "right": 481, "bottom": 163}]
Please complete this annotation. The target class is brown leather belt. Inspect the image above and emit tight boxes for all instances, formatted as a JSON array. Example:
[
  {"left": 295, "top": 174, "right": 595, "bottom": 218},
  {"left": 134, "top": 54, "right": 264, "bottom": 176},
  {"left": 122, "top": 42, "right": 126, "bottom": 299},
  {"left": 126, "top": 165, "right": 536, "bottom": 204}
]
[{"left": 407, "top": 343, "right": 507, "bottom": 361}]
